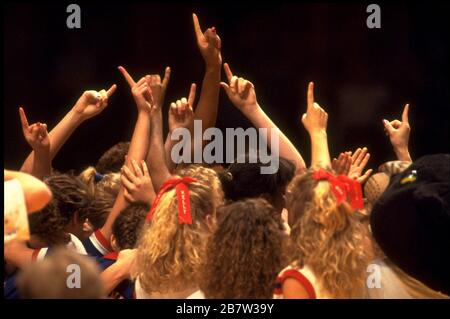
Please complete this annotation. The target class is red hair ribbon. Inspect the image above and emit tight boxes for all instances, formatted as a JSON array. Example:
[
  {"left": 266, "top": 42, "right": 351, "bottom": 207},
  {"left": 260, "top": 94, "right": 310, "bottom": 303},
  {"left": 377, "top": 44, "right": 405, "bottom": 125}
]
[
  {"left": 312, "top": 169, "right": 364, "bottom": 210},
  {"left": 146, "top": 177, "right": 197, "bottom": 224}
]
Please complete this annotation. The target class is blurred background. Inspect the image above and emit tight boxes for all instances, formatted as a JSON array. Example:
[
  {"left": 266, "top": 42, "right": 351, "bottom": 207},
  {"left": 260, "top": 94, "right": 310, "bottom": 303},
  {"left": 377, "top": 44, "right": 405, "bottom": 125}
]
[{"left": 4, "top": 1, "right": 450, "bottom": 172}]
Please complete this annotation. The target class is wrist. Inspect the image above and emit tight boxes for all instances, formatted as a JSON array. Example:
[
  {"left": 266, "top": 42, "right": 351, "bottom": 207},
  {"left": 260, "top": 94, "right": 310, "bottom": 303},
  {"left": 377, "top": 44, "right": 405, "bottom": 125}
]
[
  {"left": 68, "top": 109, "right": 85, "bottom": 125},
  {"left": 241, "top": 103, "right": 261, "bottom": 118},
  {"left": 394, "top": 146, "right": 411, "bottom": 162},
  {"left": 309, "top": 129, "right": 328, "bottom": 139},
  {"left": 205, "top": 63, "right": 221, "bottom": 73}
]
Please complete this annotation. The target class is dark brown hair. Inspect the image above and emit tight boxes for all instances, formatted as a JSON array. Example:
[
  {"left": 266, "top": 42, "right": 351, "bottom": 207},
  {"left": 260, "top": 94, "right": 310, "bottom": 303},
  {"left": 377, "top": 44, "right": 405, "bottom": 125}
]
[
  {"left": 112, "top": 203, "right": 149, "bottom": 250},
  {"left": 200, "top": 198, "right": 289, "bottom": 299}
]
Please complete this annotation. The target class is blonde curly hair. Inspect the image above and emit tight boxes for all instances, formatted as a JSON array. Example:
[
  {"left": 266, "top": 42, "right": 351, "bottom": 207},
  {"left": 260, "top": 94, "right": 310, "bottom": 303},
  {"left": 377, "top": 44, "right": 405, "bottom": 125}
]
[
  {"left": 133, "top": 165, "right": 223, "bottom": 295},
  {"left": 78, "top": 166, "right": 120, "bottom": 198},
  {"left": 286, "top": 169, "right": 372, "bottom": 298}
]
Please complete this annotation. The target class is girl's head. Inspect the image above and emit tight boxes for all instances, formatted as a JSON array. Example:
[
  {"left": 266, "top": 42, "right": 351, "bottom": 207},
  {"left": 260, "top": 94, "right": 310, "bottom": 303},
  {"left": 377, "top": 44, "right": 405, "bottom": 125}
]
[
  {"left": 83, "top": 192, "right": 114, "bottom": 232},
  {"left": 95, "top": 141, "right": 130, "bottom": 174},
  {"left": 44, "top": 174, "right": 92, "bottom": 240},
  {"left": 28, "top": 200, "right": 67, "bottom": 247},
  {"left": 201, "top": 198, "right": 289, "bottom": 299},
  {"left": 111, "top": 203, "right": 149, "bottom": 251},
  {"left": 79, "top": 166, "right": 120, "bottom": 198},
  {"left": 219, "top": 155, "right": 296, "bottom": 213},
  {"left": 134, "top": 166, "right": 223, "bottom": 295},
  {"left": 286, "top": 169, "right": 372, "bottom": 298}
]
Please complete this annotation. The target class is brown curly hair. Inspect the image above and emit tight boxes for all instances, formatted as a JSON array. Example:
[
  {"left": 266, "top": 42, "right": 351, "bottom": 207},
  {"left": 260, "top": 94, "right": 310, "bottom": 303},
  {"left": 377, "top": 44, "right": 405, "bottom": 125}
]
[
  {"left": 133, "top": 166, "right": 223, "bottom": 295},
  {"left": 286, "top": 169, "right": 372, "bottom": 298},
  {"left": 28, "top": 200, "right": 68, "bottom": 246},
  {"left": 200, "top": 198, "right": 290, "bottom": 299},
  {"left": 112, "top": 203, "right": 149, "bottom": 250},
  {"left": 95, "top": 142, "right": 130, "bottom": 174}
]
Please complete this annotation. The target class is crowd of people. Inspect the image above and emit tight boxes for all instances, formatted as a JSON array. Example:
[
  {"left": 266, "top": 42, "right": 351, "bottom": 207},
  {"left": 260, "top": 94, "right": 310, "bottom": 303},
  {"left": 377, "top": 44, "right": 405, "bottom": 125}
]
[{"left": 4, "top": 13, "right": 449, "bottom": 299}]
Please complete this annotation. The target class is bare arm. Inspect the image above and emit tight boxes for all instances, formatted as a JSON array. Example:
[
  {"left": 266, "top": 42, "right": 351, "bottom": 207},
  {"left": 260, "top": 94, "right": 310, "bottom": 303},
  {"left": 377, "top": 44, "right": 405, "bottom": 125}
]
[
  {"left": 301, "top": 82, "right": 331, "bottom": 169},
  {"left": 383, "top": 103, "right": 412, "bottom": 162},
  {"left": 100, "top": 67, "right": 152, "bottom": 240},
  {"left": 20, "top": 85, "right": 117, "bottom": 173},
  {"left": 221, "top": 63, "right": 306, "bottom": 171},
  {"left": 190, "top": 13, "right": 222, "bottom": 141}
]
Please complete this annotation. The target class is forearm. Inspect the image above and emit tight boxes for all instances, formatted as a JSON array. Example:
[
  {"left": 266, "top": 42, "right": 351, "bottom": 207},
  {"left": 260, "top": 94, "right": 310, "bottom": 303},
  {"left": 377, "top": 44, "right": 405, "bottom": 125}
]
[
  {"left": 100, "top": 262, "right": 129, "bottom": 296},
  {"left": 245, "top": 104, "right": 306, "bottom": 171},
  {"left": 30, "top": 149, "right": 51, "bottom": 180},
  {"left": 101, "top": 113, "right": 150, "bottom": 239},
  {"left": 192, "top": 66, "right": 221, "bottom": 131},
  {"left": 309, "top": 131, "right": 331, "bottom": 169},
  {"left": 164, "top": 133, "right": 178, "bottom": 173},
  {"left": 4, "top": 242, "right": 34, "bottom": 269},
  {"left": 393, "top": 146, "right": 412, "bottom": 162},
  {"left": 148, "top": 111, "right": 171, "bottom": 192},
  {"left": 21, "top": 110, "right": 83, "bottom": 173}
]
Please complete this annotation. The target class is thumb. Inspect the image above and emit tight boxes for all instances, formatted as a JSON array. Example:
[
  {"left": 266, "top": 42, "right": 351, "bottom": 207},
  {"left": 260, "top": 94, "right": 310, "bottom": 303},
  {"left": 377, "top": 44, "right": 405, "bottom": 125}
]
[
  {"left": 383, "top": 119, "right": 395, "bottom": 134},
  {"left": 301, "top": 113, "right": 307, "bottom": 124},
  {"left": 220, "top": 82, "right": 231, "bottom": 96}
]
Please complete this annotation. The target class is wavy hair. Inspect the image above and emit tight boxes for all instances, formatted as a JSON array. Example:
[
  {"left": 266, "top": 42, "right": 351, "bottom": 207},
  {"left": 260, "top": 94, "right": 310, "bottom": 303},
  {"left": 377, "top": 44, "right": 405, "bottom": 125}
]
[
  {"left": 286, "top": 169, "right": 372, "bottom": 298},
  {"left": 200, "top": 198, "right": 290, "bottom": 298},
  {"left": 79, "top": 166, "right": 120, "bottom": 198},
  {"left": 133, "top": 166, "right": 223, "bottom": 295}
]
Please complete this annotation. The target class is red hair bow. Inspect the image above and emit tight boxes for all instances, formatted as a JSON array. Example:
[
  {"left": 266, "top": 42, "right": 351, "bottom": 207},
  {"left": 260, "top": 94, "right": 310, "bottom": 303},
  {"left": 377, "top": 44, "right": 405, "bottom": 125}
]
[
  {"left": 146, "top": 177, "right": 197, "bottom": 224},
  {"left": 312, "top": 169, "right": 364, "bottom": 210}
]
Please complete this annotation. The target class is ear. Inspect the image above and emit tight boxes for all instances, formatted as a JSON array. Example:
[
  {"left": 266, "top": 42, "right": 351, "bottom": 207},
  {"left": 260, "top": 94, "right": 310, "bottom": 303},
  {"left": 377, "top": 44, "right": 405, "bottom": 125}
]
[
  {"left": 82, "top": 218, "right": 94, "bottom": 233},
  {"left": 110, "top": 234, "right": 119, "bottom": 252}
]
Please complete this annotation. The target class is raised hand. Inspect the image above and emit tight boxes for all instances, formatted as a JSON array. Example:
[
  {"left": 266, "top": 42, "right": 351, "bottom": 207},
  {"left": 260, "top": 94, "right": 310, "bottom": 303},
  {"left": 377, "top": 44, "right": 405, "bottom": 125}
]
[
  {"left": 118, "top": 66, "right": 154, "bottom": 113},
  {"left": 383, "top": 104, "right": 412, "bottom": 161},
  {"left": 332, "top": 152, "right": 351, "bottom": 175},
  {"left": 221, "top": 63, "right": 258, "bottom": 115},
  {"left": 192, "top": 13, "right": 222, "bottom": 68},
  {"left": 19, "top": 107, "right": 50, "bottom": 153},
  {"left": 168, "top": 83, "right": 196, "bottom": 132},
  {"left": 72, "top": 84, "right": 117, "bottom": 121},
  {"left": 120, "top": 159, "right": 155, "bottom": 204},
  {"left": 301, "top": 82, "right": 328, "bottom": 136},
  {"left": 348, "top": 147, "right": 373, "bottom": 184},
  {"left": 146, "top": 67, "right": 171, "bottom": 109}
]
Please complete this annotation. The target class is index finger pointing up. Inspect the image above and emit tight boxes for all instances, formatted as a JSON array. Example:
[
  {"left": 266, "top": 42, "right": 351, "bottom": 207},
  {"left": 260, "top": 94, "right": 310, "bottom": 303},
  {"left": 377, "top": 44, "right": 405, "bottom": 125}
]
[
  {"left": 106, "top": 84, "right": 117, "bottom": 98},
  {"left": 19, "top": 107, "right": 29, "bottom": 129},
  {"left": 118, "top": 66, "right": 136, "bottom": 87},
  {"left": 307, "top": 82, "right": 314, "bottom": 110},
  {"left": 192, "top": 13, "right": 204, "bottom": 41},
  {"left": 402, "top": 103, "right": 409, "bottom": 124},
  {"left": 223, "top": 63, "right": 233, "bottom": 82}
]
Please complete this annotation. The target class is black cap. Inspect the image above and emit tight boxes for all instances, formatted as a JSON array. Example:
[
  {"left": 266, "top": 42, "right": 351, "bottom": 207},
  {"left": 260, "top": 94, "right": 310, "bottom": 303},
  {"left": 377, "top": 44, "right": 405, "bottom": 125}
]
[{"left": 370, "top": 154, "right": 450, "bottom": 295}]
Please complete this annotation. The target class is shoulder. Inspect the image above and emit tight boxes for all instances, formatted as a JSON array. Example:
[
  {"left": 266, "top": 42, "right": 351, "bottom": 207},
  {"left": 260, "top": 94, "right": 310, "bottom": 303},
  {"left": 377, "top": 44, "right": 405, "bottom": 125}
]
[{"left": 273, "top": 264, "right": 317, "bottom": 299}]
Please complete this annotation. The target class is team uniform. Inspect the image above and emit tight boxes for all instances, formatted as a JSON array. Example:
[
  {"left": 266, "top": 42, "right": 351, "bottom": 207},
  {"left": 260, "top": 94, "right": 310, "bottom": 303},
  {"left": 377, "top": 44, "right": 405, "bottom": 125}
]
[
  {"left": 4, "top": 233, "right": 87, "bottom": 299},
  {"left": 82, "top": 229, "right": 113, "bottom": 258},
  {"left": 273, "top": 264, "right": 319, "bottom": 299},
  {"left": 95, "top": 251, "right": 136, "bottom": 299}
]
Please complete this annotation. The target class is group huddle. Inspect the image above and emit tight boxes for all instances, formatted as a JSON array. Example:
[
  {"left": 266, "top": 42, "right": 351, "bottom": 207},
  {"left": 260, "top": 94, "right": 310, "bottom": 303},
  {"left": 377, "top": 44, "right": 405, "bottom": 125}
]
[{"left": 4, "top": 13, "right": 449, "bottom": 299}]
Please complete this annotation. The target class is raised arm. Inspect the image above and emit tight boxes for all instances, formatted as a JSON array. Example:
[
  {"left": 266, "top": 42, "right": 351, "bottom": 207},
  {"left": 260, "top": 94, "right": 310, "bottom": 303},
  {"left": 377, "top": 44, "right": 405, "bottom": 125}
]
[
  {"left": 100, "top": 67, "right": 152, "bottom": 240},
  {"left": 18, "top": 108, "right": 51, "bottom": 179},
  {"left": 165, "top": 83, "right": 196, "bottom": 172},
  {"left": 301, "top": 82, "right": 331, "bottom": 169},
  {"left": 383, "top": 103, "right": 412, "bottom": 162},
  {"left": 147, "top": 84, "right": 196, "bottom": 191},
  {"left": 191, "top": 13, "right": 221, "bottom": 137},
  {"left": 20, "top": 85, "right": 117, "bottom": 173},
  {"left": 221, "top": 63, "right": 306, "bottom": 171}
]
